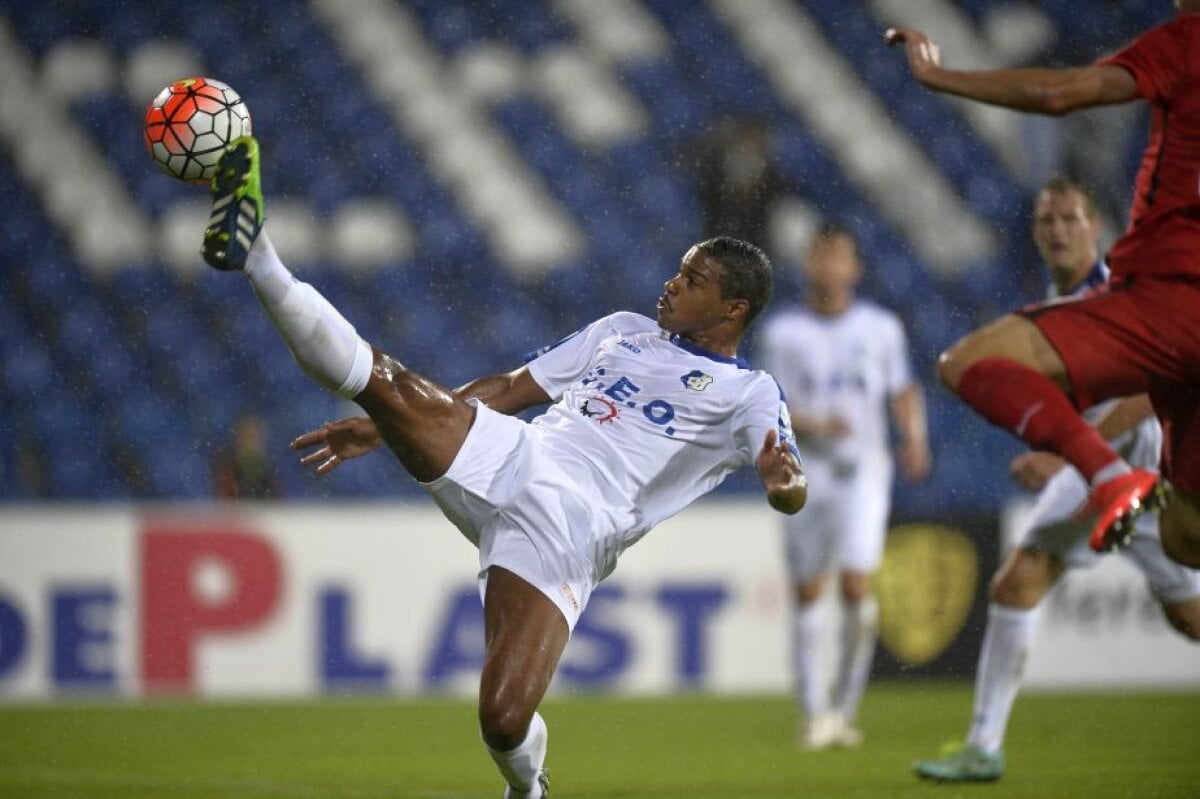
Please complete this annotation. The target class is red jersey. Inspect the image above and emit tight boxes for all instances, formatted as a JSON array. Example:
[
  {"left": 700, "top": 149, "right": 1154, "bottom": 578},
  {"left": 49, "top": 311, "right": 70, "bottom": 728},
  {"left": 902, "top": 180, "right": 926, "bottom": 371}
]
[{"left": 1098, "top": 15, "right": 1200, "bottom": 279}]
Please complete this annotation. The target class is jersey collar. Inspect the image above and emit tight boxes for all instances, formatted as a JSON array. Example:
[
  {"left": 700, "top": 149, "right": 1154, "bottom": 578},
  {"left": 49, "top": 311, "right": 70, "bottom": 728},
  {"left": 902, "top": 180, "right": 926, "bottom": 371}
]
[{"left": 668, "top": 333, "right": 749, "bottom": 369}]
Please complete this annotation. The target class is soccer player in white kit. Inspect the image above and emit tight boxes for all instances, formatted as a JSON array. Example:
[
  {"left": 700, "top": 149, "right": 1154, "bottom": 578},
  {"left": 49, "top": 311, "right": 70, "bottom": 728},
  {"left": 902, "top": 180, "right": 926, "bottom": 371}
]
[
  {"left": 760, "top": 222, "right": 931, "bottom": 749},
  {"left": 200, "top": 136, "right": 807, "bottom": 798},
  {"left": 913, "top": 179, "right": 1200, "bottom": 783}
]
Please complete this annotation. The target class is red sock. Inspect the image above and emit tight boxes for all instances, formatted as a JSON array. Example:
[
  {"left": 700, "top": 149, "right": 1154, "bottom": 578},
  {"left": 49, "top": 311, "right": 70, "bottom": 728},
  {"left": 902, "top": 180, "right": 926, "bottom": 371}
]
[{"left": 956, "top": 357, "right": 1119, "bottom": 483}]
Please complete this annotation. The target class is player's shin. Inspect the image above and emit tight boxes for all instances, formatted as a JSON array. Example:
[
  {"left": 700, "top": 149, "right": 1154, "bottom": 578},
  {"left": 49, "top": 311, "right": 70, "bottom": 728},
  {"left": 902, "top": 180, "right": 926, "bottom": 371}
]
[
  {"left": 967, "top": 604, "right": 1037, "bottom": 753},
  {"left": 486, "top": 711, "right": 549, "bottom": 798},
  {"left": 244, "top": 231, "right": 372, "bottom": 399},
  {"left": 834, "top": 595, "right": 878, "bottom": 727},
  {"left": 957, "top": 358, "right": 1123, "bottom": 483}
]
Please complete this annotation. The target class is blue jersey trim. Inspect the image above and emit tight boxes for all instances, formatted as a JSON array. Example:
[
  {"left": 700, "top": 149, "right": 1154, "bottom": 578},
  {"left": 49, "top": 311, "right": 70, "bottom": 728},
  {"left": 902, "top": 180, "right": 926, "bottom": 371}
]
[
  {"left": 669, "top": 333, "right": 749, "bottom": 369},
  {"left": 771, "top": 377, "right": 802, "bottom": 462},
  {"left": 524, "top": 325, "right": 586, "bottom": 363}
]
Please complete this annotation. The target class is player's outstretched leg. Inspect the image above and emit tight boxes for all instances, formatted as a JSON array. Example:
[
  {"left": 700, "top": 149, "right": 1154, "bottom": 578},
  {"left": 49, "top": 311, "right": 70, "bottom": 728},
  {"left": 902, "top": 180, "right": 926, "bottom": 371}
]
[
  {"left": 199, "top": 135, "right": 373, "bottom": 400},
  {"left": 912, "top": 742, "right": 1005, "bottom": 783},
  {"left": 1088, "top": 469, "right": 1167, "bottom": 553},
  {"left": 203, "top": 135, "right": 264, "bottom": 271},
  {"left": 480, "top": 568, "right": 567, "bottom": 799}
]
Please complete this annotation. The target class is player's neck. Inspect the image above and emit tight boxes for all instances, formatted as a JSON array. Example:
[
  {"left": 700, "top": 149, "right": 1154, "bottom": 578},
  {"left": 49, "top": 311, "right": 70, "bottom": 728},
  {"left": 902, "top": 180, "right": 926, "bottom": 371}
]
[
  {"left": 1053, "top": 259, "right": 1098, "bottom": 295},
  {"left": 675, "top": 329, "right": 741, "bottom": 358},
  {"left": 806, "top": 291, "right": 853, "bottom": 316}
]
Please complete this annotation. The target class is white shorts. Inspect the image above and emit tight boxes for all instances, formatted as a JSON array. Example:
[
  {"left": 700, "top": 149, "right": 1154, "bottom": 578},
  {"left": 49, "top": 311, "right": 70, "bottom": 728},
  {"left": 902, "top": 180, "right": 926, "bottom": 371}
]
[
  {"left": 1021, "top": 464, "right": 1200, "bottom": 605},
  {"left": 783, "top": 455, "right": 893, "bottom": 582},
  {"left": 421, "top": 401, "right": 602, "bottom": 630}
]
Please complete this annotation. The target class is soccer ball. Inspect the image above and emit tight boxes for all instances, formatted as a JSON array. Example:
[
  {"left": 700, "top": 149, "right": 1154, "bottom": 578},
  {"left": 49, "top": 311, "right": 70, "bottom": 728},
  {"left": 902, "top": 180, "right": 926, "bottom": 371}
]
[{"left": 143, "top": 77, "right": 252, "bottom": 184}]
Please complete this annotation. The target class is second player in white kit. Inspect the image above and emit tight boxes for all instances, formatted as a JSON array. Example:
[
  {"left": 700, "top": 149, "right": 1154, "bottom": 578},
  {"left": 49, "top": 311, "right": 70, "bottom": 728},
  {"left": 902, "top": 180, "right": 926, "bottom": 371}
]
[{"left": 760, "top": 222, "right": 931, "bottom": 749}]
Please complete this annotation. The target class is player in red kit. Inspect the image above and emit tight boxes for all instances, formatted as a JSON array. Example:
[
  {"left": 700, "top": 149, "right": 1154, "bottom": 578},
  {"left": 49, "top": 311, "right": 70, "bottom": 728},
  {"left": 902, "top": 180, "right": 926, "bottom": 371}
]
[{"left": 886, "top": 2, "right": 1200, "bottom": 569}]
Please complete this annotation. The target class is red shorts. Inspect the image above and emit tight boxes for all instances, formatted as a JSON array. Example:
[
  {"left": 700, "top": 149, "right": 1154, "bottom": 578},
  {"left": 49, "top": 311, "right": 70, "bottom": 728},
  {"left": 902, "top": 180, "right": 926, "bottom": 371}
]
[{"left": 1022, "top": 276, "right": 1200, "bottom": 491}]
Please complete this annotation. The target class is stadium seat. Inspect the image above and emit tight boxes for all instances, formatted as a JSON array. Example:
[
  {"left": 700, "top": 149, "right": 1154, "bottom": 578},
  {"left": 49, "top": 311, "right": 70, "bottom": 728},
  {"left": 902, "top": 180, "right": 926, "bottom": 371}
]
[{"left": 0, "top": 1, "right": 1155, "bottom": 511}]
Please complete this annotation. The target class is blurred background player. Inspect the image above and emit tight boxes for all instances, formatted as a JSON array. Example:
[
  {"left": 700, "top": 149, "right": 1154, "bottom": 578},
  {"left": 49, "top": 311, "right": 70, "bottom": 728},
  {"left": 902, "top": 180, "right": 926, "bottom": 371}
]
[
  {"left": 693, "top": 115, "right": 786, "bottom": 246},
  {"left": 201, "top": 136, "right": 806, "bottom": 799},
  {"left": 213, "top": 413, "right": 278, "bottom": 499},
  {"left": 912, "top": 178, "right": 1200, "bottom": 783},
  {"left": 887, "top": 3, "right": 1200, "bottom": 568},
  {"left": 760, "top": 221, "right": 931, "bottom": 749}
]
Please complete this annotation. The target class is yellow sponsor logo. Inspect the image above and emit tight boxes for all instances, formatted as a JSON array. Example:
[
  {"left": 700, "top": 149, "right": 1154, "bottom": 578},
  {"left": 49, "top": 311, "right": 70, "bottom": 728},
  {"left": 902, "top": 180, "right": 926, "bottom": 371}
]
[{"left": 876, "top": 523, "right": 978, "bottom": 666}]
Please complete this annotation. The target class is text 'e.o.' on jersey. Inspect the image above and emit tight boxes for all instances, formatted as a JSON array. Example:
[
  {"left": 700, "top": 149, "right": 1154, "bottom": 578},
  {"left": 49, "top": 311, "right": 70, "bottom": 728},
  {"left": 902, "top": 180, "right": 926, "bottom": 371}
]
[{"left": 524, "top": 311, "right": 798, "bottom": 578}]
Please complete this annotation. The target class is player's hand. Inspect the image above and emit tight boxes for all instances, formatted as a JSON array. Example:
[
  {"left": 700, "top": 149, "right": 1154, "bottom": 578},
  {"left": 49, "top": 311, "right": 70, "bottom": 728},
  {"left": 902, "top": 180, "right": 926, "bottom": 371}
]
[
  {"left": 884, "top": 26, "right": 941, "bottom": 84},
  {"left": 1009, "top": 451, "right": 1066, "bottom": 491},
  {"left": 758, "top": 429, "right": 807, "bottom": 514},
  {"left": 824, "top": 416, "right": 852, "bottom": 439},
  {"left": 290, "top": 416, "right": 383, "bottom": 475}
]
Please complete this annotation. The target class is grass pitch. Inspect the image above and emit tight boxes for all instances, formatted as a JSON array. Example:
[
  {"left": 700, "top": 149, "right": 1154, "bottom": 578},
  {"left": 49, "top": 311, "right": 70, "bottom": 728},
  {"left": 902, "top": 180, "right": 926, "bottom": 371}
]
[{"left": 0, "top": 683, "right": 1197, "bottom": 798}]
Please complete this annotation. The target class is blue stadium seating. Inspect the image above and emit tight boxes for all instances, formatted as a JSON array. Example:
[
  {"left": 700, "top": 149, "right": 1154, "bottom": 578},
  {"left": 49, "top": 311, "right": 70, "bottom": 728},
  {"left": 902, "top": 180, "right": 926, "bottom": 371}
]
[{"left": 0, "top": 1, "right": 1152, "bottom": 511}]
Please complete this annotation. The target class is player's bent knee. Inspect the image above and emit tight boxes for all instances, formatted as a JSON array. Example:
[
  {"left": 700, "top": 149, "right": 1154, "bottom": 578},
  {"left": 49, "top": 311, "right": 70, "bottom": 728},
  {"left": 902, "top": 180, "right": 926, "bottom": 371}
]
[
  {"left": 478, "top": 695, "right": 533, "bottom": 752},
  {"left": 936, "top": 347, "right": 966, "bottom": 392}
]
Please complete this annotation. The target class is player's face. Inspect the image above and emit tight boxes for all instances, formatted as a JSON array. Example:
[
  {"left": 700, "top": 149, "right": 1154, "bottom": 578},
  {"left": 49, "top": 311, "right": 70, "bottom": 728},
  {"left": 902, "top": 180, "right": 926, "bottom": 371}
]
[
  {"left": 803, "top": 234, "right": 860, "bottom": 297},
  {"left": 1032, "top": 189, "right": 1099, "bottom": 273},
  {"left": 657, "top": 247, "right": 735, "bottom": 335}
]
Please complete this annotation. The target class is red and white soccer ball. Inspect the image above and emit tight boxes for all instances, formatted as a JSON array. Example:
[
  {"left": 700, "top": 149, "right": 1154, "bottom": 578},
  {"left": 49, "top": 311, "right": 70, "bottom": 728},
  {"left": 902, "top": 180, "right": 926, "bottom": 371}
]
[{"left": 143, "top": 77, "right": 251, "bottom": 184}]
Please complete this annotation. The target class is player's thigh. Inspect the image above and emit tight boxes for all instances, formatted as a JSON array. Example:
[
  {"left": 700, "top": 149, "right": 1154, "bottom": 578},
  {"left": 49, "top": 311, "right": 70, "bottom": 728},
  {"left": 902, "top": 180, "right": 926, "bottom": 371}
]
[
  {"left": 938, "top": 313, "right": 1068, "bottom": 391},
  {"left": 478, "top": 566, "right": 570, "bottom": 746},
  {"left": 1150, "top": 380, "right": 1200, "bottom": 492},
  {"left": 784, "top": 490, "right": 839, "bottom": 594},
  {"left": 836, "top": 460, "right": 892, "bottom": 576},
  {"left": 355, "top": 350, "right": 476, "bottom": 482}
]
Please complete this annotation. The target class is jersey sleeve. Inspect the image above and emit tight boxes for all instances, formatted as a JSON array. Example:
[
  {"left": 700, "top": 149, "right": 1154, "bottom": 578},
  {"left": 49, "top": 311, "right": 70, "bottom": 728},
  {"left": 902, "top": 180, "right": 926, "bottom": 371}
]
[
  {"left": 524, "top": 312, "right": 623, "bottom": 400},
  {"left": 883, "top": 313, "right": 914, "bottom": 397},
  {"left": 1098, "top": 21, "right": 1186, "bottom": 104},
  {"left": 732, "top": 375, "right": 801, "bottom": 469}
]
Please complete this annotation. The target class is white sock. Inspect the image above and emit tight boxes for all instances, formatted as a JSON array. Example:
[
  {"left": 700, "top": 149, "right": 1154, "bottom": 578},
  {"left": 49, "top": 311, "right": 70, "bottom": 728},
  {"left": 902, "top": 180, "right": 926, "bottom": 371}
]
[
  {"left": 791, "top": 601, "right": 827, "bottom": 718},
  {"left": 244, "top": 231, "right": 373, "bottom": 398},
  {"left": 486, "top": 711, "right": 548, "bottom": 797},
  {"left": 1091, "top": 459, "right": 1132, "bottom": 488},
  {"left": 967, "top": 603, "right": 1038, "bottom": 754},
  {"left": 833, "top": 595, "right": 878, "bottom": 723}
]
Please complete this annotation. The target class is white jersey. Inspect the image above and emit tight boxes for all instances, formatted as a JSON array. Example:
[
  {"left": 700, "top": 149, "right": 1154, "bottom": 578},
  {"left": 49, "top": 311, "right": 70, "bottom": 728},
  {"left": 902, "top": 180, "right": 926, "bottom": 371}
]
[
  {"left": 760, "top": 301, "right": 911, "bottom": 473},
  {"left": 524, "top": 311, "right": 798, "bottom": 573}
]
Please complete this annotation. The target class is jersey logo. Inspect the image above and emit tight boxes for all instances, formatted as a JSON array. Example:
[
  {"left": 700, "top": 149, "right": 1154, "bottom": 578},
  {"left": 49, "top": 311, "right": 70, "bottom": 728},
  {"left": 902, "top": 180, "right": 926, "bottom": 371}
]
[
  {"left": 579, "top": 396, "right": 620, "bottom": 424},
  {"left": 681, "top": 370, "right": 713, "bottom": 392}
]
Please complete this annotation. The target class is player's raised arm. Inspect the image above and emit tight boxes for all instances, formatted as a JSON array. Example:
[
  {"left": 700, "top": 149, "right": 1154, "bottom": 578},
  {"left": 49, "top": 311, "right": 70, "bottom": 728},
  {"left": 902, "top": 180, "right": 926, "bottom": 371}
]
[
  {"left": 291, "top": 366, "right": 552, "bottom": 475},
  {"left": 884, "top": 26, "right": 1138, "bottom": 115},
  {"left": 758, "top": 429, "right": 807, "bottom": 514},
  {"left": 454, "top": 365, "right": 551, "bottom": 416}
]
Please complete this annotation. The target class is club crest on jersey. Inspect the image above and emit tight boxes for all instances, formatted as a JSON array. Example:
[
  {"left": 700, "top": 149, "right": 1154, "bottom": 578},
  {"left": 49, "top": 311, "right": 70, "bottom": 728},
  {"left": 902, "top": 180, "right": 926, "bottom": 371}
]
[
  {"left": 681, "top": 370, "right": 713, "bottom": 392},
  {"left": 579, "top": 396, "right": 620, "bottom": 424}
]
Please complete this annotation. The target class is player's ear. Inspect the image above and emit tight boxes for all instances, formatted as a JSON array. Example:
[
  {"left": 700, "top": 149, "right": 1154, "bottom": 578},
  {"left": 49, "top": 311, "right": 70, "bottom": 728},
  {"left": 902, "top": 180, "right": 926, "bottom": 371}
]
[{"left": 725, "top": 298, "right": 750, "bottom": 323}]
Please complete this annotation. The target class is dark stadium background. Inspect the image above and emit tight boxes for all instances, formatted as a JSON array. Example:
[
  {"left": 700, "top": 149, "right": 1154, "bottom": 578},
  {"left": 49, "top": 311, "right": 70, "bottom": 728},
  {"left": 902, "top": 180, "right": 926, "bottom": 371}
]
[{"left": 0, "top": 0, "right": 1169, "bottom": 515}]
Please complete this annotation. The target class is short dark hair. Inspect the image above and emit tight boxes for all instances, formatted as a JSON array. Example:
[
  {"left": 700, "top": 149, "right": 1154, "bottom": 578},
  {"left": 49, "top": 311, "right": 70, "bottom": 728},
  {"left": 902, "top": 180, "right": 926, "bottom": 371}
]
[
  {"left": 696, "top": 236, "right": 773, "bottom": 325},
  {"left": 810, "top": 220, "right": 858, "bottom": 254},
  {"left": 1039, "top": 177, "right": 1098, "bottom": 219}
]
